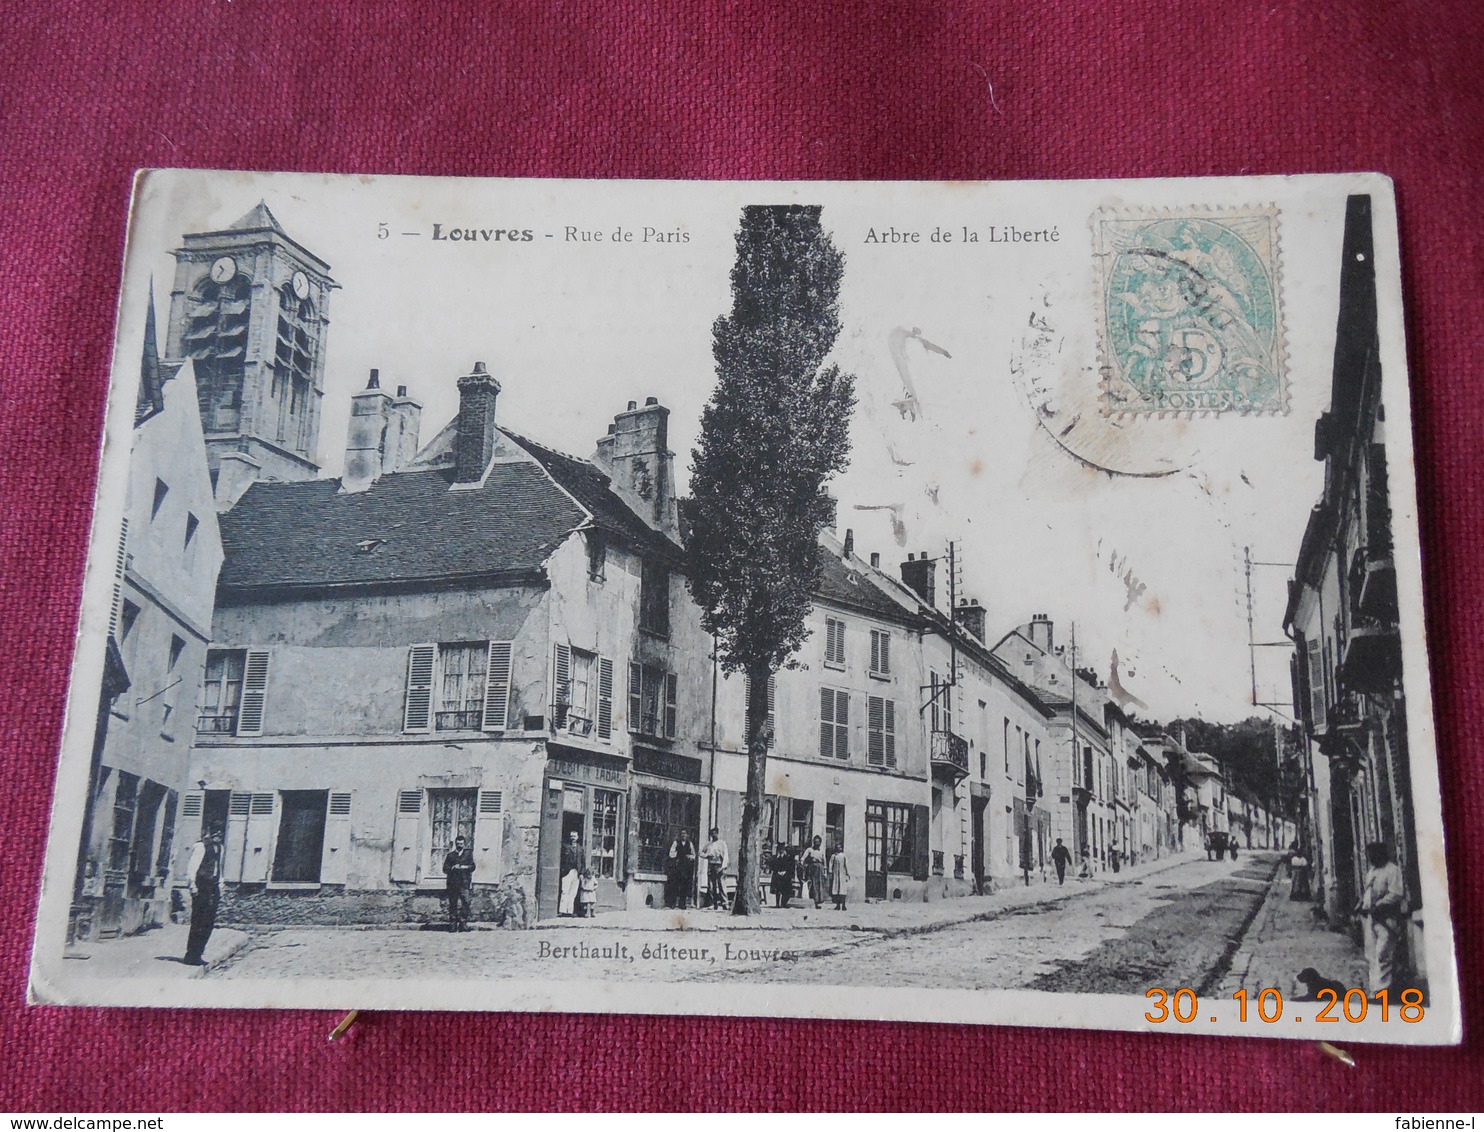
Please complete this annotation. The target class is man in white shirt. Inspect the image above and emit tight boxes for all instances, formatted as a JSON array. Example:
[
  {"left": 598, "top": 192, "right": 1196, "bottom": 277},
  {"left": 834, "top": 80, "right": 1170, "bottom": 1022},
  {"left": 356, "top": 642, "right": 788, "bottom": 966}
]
[
  {"left": 701, "top": 827, "right": 729, "bottom": 911},
  {"left": 1357, "top": 840, "right": 1409, "bottom": 995}
]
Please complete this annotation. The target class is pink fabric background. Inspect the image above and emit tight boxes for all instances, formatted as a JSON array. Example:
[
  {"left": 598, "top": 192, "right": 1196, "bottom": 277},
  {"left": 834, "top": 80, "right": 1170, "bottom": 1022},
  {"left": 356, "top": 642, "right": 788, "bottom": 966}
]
[{"left": 1, "top": 0, "right": 1479, "bottom": 1111}]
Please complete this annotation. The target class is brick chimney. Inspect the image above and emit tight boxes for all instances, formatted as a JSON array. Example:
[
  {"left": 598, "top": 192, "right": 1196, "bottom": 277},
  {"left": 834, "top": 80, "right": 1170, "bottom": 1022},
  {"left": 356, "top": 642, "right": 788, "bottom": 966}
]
[
  {"left": 593, "top": 396, "right": 677, "bottom": 537},
  {"left": 454, "top": 362, "right": 501, "bottom": 484},
  {"left": 1027, "top": 612, "right": 1054, "bottom": 653},
  {"left": 954, "top": 598, "right": 987, "bottom": 642},
  {"left": 843, "top": 528, "right": 855, "bottom": 558},
  {"left": 900, "top": 552, "right": 936, "bottom": 607}
]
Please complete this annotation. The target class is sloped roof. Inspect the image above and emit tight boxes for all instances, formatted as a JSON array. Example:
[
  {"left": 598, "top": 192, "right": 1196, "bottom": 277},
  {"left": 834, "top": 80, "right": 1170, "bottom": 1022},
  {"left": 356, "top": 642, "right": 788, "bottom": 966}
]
[
  {"left": 217, "top": 463, "right": 586, "bottom": 596},
  {"left": 135, "top": 280, "right": 165, "bottom": 426},
  {"left": 814, "top": 547, "right": 920, "bottom": 625},
  {"left": 227, "top": 201, "right": 288, "bottom": 236},
  {"left": 503, "top": 430, "right": 679, "bottom": 560}
]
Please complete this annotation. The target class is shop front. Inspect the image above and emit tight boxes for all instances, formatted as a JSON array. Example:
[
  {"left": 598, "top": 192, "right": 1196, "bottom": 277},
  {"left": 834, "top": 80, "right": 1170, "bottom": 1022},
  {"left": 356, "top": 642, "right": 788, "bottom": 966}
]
[
  {"left": 537, "top": 746, "right": 629, "bottom": 920},
  {"left": 630, "top": 746, "right": 705, "bottom": 910}
]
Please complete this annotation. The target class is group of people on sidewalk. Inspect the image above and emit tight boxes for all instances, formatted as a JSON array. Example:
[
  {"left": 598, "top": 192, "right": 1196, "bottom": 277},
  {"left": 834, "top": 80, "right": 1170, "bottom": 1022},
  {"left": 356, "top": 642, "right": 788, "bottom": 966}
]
[
  {"left": 766, "top": 835, "right": 851, "bottom": 911},
  {"left": 669, "top": 829, "right": 852, "bottom": 913}
]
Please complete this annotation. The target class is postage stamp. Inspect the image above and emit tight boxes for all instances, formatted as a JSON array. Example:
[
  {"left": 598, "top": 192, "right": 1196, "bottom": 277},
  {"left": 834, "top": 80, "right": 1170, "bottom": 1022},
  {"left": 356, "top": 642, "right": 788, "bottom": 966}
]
[
  {"left": 25, "top": 172, "right": 1458, "bottom": 1044},
  {"left": 1093, "top": 206, "right": 1287, "bottom": 417}
]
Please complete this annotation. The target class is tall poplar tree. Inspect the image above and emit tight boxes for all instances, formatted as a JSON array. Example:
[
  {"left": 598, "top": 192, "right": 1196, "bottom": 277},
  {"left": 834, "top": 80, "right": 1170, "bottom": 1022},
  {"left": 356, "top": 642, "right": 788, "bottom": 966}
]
[{"left": 686, "top": 205, "right": 856, "bottom": 915}]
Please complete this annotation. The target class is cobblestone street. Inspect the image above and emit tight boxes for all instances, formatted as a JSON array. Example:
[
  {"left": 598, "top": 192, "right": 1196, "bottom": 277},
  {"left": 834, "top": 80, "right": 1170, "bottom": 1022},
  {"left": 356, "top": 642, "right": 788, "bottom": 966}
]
[{"left": 205, "top": 851, "right": 1285, "bottom": 993}]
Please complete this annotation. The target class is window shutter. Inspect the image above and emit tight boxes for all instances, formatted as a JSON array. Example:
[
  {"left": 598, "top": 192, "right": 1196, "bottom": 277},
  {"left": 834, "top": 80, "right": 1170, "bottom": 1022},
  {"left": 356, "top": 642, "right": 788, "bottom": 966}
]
[
  {"left": 236, "top": 650, "right": 271, "bottom": 736},
  {"left": 628, "top": 662, "right": 643, "bottom": 733},
  {"left": 767, "top": 675, "right": 776, "bottom": 749},
  {"left": 242, "top": 792, "right": 276, "bottom": 883},
  {"left": 403, "top": 644, "right": 436, "bottom": 733},
  {"left": 868, "top": 695, "right": 885, "bottom": 766},
  {"left": 321, "top": 791, "right": 352, "bottom": 885},
  {"left": 597, "top": 657, "right": 614, "bottom": 739},
  {"left": 390, "top": 789, "right": 422, "bottom": 883},
  {"left": 819, "top": 687, "right": 834, "bottom": 759},
  {"left": 1307, "top": 638, "right": 1327, "bottom": 729},
  {"left": 912, "top": 803, "right": 931, "bottom": 881},
  {"left": 552, "top": 643, "right": 571, "bottom": 716},
  {"left": 474, "top": 789, "right": 504, "bottom": 883},
  {"left": 885, "top": 699, "right": 896, "bottom": 767},
  {"left": 174, "top": 790, "right": 204, "bottom": 881},
  {"left": 223, "top": 791, "right": 251, "bottom": 883},
  {"left": 664, "top": 672, "right": 678, "bottom": 738},
  {"left": 482, "top": 641, "right": 513, "bottom": 731},
  {"left": 835, "top": 691, "right": 850, "bottom": 760},
  {"left": 108, "top": 517, "right": 130, "bottom": 639},
  {"left": 879, "top": 632, "right": 890, "bottom": 674}
]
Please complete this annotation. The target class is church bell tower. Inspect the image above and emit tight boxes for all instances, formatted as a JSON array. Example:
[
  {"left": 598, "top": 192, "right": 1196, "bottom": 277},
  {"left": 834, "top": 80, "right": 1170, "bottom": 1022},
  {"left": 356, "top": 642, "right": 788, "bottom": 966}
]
[{"left": 165, "top": 202, "right": 336, "bottom": 503}]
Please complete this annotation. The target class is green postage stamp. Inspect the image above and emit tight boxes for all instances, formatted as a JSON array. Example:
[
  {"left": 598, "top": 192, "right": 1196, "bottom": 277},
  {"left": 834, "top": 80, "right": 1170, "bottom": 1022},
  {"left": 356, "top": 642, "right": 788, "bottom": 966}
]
[{"left": 1093, "top": 205, "right": 1287, "bottom": 416}]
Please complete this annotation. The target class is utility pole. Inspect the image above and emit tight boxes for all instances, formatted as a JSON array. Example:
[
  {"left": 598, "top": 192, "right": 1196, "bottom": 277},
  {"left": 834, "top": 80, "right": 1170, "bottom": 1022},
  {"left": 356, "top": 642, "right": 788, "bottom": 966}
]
[{"left": 1069, "top": 621, "right": 1080, "bottom": 864}]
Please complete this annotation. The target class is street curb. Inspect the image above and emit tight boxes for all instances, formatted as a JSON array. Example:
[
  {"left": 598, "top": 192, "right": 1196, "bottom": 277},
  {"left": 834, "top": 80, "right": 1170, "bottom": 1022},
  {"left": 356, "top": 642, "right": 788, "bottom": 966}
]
[
  {"left": 1197, "top": 857, "right": 1285, "bottom": 997},
  {"left": 198, "top": 930, "right": 256, "bottom": 975},
  {"left": 217, "top": 852, "right": 1234, "bottom": 941}
]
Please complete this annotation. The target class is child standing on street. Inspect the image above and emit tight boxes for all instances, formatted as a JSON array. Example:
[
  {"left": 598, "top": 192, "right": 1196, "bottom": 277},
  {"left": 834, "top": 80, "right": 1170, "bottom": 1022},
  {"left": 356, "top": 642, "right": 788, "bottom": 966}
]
[{"left": 576, "top": 866, "right": 598, "bottom": 918}]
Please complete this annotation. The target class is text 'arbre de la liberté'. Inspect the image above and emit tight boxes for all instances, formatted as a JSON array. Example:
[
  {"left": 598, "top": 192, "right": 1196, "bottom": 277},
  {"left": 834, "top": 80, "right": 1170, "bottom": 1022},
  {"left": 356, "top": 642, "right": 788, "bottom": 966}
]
[{"left": 863, "top": 225, "right": 1062, "bottom": 244}]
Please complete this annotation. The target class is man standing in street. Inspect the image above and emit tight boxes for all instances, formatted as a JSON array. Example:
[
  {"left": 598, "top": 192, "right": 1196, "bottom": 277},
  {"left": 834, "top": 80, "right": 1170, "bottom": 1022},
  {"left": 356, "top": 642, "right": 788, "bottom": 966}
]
[
  {"left": 701, "top": 826, "right": 729, "bottom": 911},
  {"left": 668, "top": 828, "right": 698, "bottom": 910},
  {"left": 1358, "top": 840, "right": 1409, "bottom": 995},
  {"left": 559, "top": 830, "right": 583, "bottom": 916},
  {"left": 183, "top": 830, "right": 223, "bottom": 966},
  {"left": 443, "top": 834, "right": 475, "bottom": 931},
  {"left": 1051, "top": 838, "right": 1072, "bottom": 885}
]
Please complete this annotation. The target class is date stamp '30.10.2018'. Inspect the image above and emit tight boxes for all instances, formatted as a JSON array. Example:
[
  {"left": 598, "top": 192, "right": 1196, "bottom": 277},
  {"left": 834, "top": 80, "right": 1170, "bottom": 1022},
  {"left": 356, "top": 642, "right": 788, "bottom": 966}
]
[{"left": 1093, "top": 205, "right": 1288, "bottom": 417}]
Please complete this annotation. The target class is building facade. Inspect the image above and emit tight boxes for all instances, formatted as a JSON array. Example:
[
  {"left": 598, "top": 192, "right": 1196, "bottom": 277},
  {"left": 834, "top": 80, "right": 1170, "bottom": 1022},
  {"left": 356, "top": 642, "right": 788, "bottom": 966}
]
[
  {"left": 1284, "top": 194, "right": 1420, "bottom": 978},
  {"left": 181, "top": 364, "right": 697, "bottom": 924},
  {"left": 74, "top": 298, "right": 225, "bottom": 941}
]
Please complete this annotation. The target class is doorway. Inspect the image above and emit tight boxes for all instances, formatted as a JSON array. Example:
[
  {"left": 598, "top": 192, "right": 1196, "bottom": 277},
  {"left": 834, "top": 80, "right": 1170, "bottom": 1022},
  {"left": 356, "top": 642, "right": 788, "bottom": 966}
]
[
  {"left": 864, "top": 803, "right": 887, "bottom": 900},
  {"left": 971, "top": 795, "right": 988, "bottom": 891}
]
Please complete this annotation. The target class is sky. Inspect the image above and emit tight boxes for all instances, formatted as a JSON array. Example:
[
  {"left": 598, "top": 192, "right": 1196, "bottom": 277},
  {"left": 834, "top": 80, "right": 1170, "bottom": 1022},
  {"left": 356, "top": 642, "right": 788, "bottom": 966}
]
[{"left": 112, "top": 171, "right": 1405, "bottom": 724}]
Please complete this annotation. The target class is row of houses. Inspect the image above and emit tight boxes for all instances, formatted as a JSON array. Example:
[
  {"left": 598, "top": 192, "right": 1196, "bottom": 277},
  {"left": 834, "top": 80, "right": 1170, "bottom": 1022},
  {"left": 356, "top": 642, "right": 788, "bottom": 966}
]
[
  {"left": 1282, "top": 194, "right": 1425, "bottom": 982},
  {"left": 69, "top": 205, "right": 1290, "bottom": 938}
]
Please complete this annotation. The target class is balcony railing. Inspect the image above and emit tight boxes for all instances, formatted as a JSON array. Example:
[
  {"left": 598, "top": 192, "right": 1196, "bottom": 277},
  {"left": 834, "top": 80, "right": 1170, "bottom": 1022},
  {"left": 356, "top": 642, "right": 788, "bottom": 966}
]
[
  {"left": 930, "top": 729, "right": 969, "bottom": 779},
  {"left": 196, "top": 713, "right": 237, "bottom": 735},
  {"left": 435, "top": 709, "right": 483, "bottom": 731},
  {"left": 551, "top": 703, "right": 595, "bottom": 736}
]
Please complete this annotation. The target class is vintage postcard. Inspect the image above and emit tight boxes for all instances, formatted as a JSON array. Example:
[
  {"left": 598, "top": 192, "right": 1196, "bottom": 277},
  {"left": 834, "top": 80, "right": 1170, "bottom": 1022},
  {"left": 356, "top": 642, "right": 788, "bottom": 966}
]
[{"left": 29, "top": 171, "right": 1460, "bottom": 1043}]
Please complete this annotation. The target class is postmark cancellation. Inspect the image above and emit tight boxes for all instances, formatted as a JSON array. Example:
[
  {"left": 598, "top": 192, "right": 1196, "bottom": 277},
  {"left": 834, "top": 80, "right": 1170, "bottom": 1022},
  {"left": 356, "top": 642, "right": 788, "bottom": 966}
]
[{"left": 1093, "top": 205, "right": 1288, "bottom": 417}]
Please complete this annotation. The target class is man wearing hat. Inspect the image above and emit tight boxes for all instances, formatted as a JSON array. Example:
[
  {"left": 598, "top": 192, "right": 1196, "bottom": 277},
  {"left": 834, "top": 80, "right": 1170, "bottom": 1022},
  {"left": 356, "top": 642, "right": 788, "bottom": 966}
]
[{"left": 183, "top": 830, "right": 224, "bottom": 965}]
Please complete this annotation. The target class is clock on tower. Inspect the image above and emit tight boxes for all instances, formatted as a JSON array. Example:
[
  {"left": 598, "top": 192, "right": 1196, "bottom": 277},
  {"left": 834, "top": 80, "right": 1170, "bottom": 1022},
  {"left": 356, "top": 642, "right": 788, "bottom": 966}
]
[{"left": 165, "top": 201, "right": 337, "bottom": 501}]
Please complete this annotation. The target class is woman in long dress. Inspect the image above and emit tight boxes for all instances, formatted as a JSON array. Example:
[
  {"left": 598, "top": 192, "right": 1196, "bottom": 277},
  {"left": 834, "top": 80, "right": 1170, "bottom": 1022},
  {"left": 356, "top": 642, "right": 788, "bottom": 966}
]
[{"left": 801, "top": 835, "right": 827, "bottom": 908}]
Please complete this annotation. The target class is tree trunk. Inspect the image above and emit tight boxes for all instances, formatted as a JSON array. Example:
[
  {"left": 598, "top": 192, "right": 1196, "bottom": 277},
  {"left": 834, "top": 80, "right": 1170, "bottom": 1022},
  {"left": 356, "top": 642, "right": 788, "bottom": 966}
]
[{"left": 732, "top": 660, "right": 772, "bottom": 915}]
